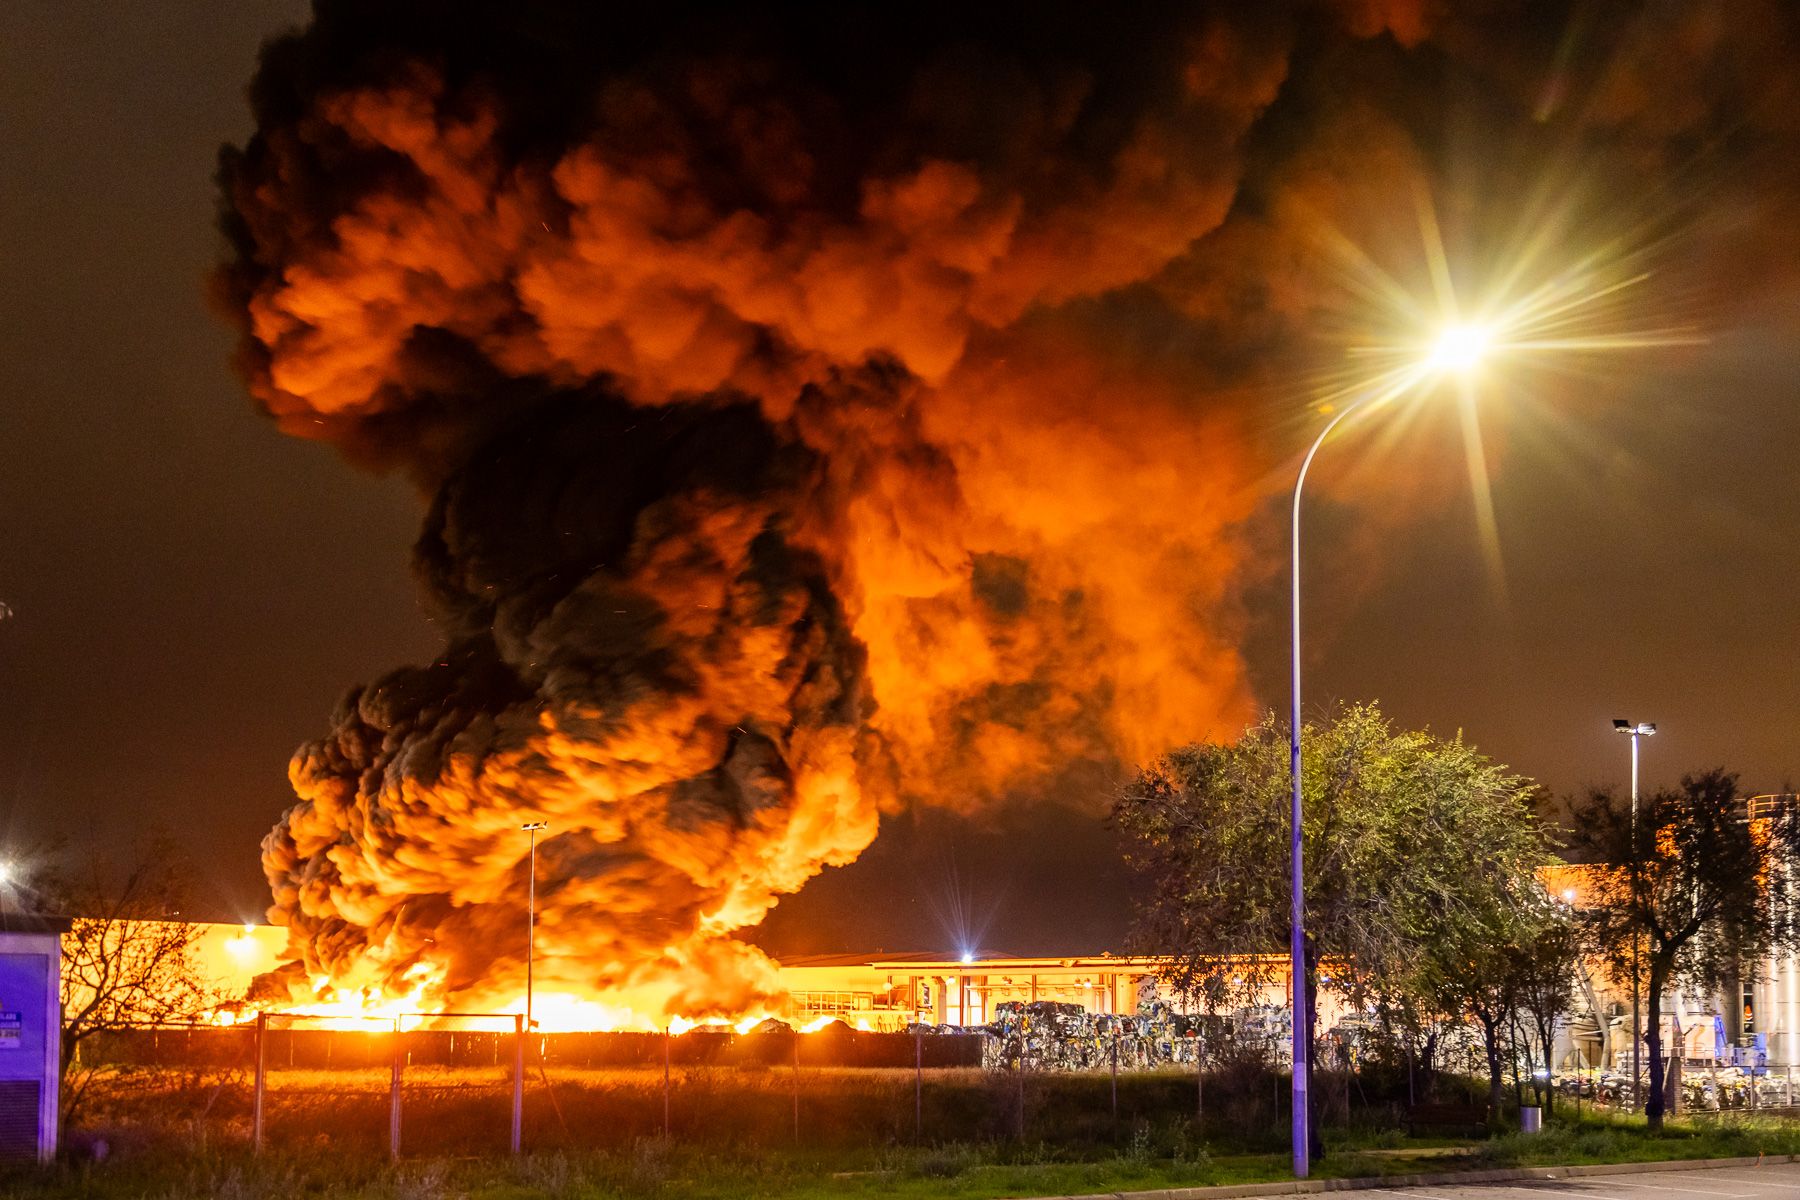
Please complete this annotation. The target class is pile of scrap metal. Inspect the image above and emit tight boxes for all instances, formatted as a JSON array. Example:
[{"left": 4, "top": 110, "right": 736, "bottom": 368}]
[{"left": 972, "top": 999, "right": 1211, "bottom": 1072}]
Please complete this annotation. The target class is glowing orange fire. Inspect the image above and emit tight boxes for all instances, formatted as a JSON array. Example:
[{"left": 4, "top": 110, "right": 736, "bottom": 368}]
[{"left": 194, "top": 923, "right": 883, "bottom": 1033}]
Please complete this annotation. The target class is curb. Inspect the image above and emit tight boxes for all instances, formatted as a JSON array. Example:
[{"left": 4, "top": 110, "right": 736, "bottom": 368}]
[{"left": 1039, "top": 1154, "right": 1800, "bottom": 1200}]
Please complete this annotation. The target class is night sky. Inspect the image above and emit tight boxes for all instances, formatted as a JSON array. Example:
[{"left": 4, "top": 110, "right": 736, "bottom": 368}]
[{"left": 2, "top": 3, "right": 1798, "bottom": 961}]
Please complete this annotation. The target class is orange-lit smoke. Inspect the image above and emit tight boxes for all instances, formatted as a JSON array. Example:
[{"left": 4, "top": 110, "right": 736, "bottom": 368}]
[
  {"left": 217, "top": 3, "right": 1314, "bottom": 1022},
  {"left": 216, "top": 1, "right": 1796, "bottom": 1024}
]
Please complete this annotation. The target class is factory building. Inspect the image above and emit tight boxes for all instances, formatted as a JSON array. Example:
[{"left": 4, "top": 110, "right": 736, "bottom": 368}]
[
  {"left": 777, "top": 952, "right": 1343, "bottom": 1031},
  {"left": 92, "top": 888, "right": 1800, "bottom": 1072}
]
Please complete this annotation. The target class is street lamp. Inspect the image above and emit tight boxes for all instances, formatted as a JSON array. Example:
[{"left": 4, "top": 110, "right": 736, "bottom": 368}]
[
  {"left": 1288, "top": 319, "right": 1496, "bottom": 1178},
  {"left": 1423, "top": 324, "right": 1492, "bottom": 373},
  {"left": 521, "top": 820, "right": 549, "bottom": 1033},
  {"left": 1612, "top": 718, "right": 1655, "bottom": 1110}
]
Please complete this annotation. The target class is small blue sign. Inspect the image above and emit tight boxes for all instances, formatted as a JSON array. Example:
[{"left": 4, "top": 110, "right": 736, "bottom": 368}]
[{"left": 0, "top": 1012, "right": 20, "bottom": 1049}]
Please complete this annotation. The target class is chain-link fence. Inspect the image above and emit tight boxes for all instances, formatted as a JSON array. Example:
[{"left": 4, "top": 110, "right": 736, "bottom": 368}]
[
  {"left": 249, "top": 1012, "right": 527, "bottom": 1158},
  {"left": 1550, "top": 1063, "right": 1800, "bottom": 1116},
  {"left": 63, "top": 1008, "right": 1557, "bottom": 1159}
]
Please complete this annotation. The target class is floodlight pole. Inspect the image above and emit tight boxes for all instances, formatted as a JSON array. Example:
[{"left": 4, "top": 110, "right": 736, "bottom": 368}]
[
  {"left": 1613, "top": 720, "right": 1655, "bottom": 1111},
  {"left": 522, "top": 820, "right": 549, "bottom": 1035},
  {"left": 1289, "top": 393, "right": 1380, "bottom": 1179}
]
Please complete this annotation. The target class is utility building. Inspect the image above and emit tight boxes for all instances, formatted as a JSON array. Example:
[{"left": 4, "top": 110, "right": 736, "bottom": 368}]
[{"left": 0, "top": 914, "right": 72, "bottom": 1162}]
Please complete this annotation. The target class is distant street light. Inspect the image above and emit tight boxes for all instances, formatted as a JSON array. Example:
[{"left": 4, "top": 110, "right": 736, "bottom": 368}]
[
  {"left": 1613, "top": 718, "right": 1655, "bottom": 1110},
  {"left": 521, "top": 821, "right": 549, "bottom": 1033},
  {"left": 1288, "top": 320, "right": 1499, "bottom": 1178}
]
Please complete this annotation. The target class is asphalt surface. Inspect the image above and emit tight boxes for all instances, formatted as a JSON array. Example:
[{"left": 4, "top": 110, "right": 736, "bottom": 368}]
[{"left": 1355, "top": 1163, "right": 1800, "bottom": 1200}]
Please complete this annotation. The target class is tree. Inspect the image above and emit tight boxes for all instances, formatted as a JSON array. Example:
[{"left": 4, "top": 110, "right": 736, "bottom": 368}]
[
  {"left": 1563, "top": 771, "right": 1800, "bottom": 1131},
  {"left": 1508, "top": 904, "right": 1581, "bottom": 1116},
  {"left": 1417, "top": 916, "right": 1519, "bottom": 1115},
  {"left": 1403, "top": 863, "right": 1574, "bottom": 1115},
  {"left": 1114, "top": 703, "right": 1549, "bottom": 1140},
  {"left": 48, "top": 843, "right": 229, "bottom": 1121}
]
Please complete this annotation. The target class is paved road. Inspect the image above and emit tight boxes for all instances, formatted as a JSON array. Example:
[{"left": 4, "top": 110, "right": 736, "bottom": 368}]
[{"left": 1358, "top": 1163, "right": 1800, "bottom": 1200}]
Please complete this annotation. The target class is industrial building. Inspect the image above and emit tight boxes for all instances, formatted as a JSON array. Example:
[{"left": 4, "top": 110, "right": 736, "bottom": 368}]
[
  {"left": 116, "top": 881, "right": 1800, "bottom": 1074},
  {"left": 776, "top": 951, "right": 1326, "bottom": 1030}
]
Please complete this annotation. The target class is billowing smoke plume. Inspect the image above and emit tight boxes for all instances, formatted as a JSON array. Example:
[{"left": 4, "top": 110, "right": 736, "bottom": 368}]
[{"left": 218, "top": 1, "right": 1799, "bottom": 1015}]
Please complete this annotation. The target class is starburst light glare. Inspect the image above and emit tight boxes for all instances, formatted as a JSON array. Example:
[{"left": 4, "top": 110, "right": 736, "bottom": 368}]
[
  {"left": 1425, "top": 322, "right": 1494, "bottom": 373},
  {"left": 1282, "top": 185, "right": 1702, "bottom": 1180}
]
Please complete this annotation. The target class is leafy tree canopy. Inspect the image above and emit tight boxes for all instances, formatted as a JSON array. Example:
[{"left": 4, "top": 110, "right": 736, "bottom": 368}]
[{"left": 1114, "top": 702, "right": 1550, "bottom": 1012}]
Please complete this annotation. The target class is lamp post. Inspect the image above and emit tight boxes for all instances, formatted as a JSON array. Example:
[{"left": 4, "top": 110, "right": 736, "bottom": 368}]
[
  {"left": 1288, "top": 322, "right": 1493, "bottom": 1178},
  {"left": 1288, "top": 398, "right": 1379, "bottom": 1178},
  {"left": 1612, "top": 718, "right": 1655, "bottom": 1110},
  {"left": 521, "top": 820, "right": 549, "bottom": 1033}
]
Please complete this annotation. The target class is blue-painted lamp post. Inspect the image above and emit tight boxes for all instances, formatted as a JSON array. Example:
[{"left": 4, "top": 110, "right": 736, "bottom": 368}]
[{"left": 1288, "top": 322, "right": 1494, "bottom": 1177}]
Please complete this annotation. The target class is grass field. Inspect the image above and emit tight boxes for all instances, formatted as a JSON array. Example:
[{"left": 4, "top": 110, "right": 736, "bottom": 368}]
[{"left": 10, "top": 1063, "right": 1798, "bottom": 1199}]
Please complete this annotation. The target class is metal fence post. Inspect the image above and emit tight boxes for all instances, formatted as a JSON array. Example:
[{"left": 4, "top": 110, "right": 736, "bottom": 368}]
[
  {"left": 791, "top": 1029, "right": 800, "bottom": 1143},
  {"left": 1196, "top": 1036, "right": 1205, "bottom": 1124},
  {"left": 662, "top": 1026, "right": 671, "bottom": 1139},
  {"left": 511, "top": 1014, "right": 524, "bottom": 1154},
  {"left": 1016, "top": 1045, "right": 1026, "bottom": 1141},
  {"left": 1111, "top": 1029, "right": 1119, "bottom": 1122},
  {"left": 389, "top": 1019, "right": 403, "bottom": 1161},
  {"left": 914, "top": 1025, "right": 923, "bottom": 1143},
  {"left": 252, "top": 1012, "right": 266, "bottom": 1155}
]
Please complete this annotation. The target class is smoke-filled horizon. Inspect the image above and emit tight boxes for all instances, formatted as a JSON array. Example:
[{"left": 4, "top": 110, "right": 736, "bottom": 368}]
[{"left": 211, "top": 1, "right": 1800, "bottom": 1018}]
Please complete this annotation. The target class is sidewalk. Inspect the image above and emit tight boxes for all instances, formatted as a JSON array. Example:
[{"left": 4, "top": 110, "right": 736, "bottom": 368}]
[{"left": 1024, "top": 1153, "right": 1800, "bottom": 1200}]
